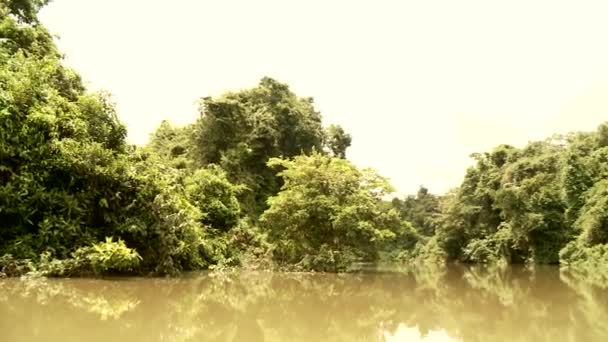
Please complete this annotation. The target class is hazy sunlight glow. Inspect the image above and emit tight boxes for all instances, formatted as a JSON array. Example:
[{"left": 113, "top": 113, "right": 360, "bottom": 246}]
[{"left": 39, "top": 0, "right": 608, "bottom": 194}]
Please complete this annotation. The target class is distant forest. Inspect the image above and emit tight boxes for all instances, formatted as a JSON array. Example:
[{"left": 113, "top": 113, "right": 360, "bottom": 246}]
[{"left": 1, "top": 0, "right": 606, "bottom": 276}]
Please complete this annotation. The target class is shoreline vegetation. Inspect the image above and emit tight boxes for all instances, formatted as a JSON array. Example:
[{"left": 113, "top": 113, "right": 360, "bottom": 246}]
[{"left": 1, "top": 1, "right": 607, "bottom": 278}]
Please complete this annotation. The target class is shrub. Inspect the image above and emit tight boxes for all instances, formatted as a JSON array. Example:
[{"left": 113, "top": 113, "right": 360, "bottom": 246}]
[{"left": 77, "top": 237, "right": 142, "bottom": 273}]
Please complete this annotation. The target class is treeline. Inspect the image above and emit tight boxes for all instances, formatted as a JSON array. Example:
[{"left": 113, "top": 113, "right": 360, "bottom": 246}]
[
  {"left": 397, "top": 126, "right": 608, "bottom": 271},
  {"left": 0, "top": 0, "right": 398, "bottom": 275},
  {"left": 0, "top": 1, "right": 606, "bottom": 276}
]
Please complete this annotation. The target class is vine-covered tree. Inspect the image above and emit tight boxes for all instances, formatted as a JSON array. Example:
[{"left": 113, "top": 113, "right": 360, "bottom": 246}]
[{"left": 193, "top": 78, "right": 326, "bottom": 215}]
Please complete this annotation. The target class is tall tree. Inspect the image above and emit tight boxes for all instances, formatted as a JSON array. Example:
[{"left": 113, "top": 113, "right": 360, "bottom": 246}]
[{"left": 193, "top": 77, "right": 326, "bottom": 215}]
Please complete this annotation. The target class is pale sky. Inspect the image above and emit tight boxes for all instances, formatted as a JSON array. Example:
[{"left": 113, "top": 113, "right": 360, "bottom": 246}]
[{"left": 39, "top": 0, "right": 608, "bottom": 195}]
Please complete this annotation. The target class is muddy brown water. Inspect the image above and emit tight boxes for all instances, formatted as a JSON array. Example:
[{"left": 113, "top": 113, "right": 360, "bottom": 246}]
[{"left": 1, "top": 265, "right": 606, "bottom": 341}]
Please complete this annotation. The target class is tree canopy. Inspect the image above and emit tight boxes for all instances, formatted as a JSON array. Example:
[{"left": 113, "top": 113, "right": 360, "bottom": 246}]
[{"left": 191, "top": 77, "right": 351, "bottom": 216}]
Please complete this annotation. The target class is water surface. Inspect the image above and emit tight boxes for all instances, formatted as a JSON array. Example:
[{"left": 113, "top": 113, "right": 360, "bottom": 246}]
[{"left": 1, "top": 265, "right": 607, "bottom": 341}]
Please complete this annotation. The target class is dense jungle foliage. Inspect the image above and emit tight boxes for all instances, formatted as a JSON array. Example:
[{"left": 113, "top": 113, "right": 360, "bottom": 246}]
[{"left": 0, "top": 0, "right": 606, "bottom": 276}]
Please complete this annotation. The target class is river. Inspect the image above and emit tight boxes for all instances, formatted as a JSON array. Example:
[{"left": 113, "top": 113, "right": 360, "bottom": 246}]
[{"left": 0, "top": 265, "right": 606, "bottom": 341}]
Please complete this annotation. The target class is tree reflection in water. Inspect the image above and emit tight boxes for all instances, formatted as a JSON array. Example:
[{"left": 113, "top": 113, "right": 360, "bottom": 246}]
[{"left": 0, "top": 265, "right": 607, "bottom": 342}]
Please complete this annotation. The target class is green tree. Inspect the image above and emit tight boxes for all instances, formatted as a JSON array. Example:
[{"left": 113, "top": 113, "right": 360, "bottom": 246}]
[
  {"left": 184, "top": 166, "right": 241, "bottom": 231},
  {"left": 260, "top": 153, "right": 399, "bottom": 271},
  {"left": 392, "top": 186, "right": 441, "bottom": 237},
  {"left": 146, "top": 120, "right": 195, "bottom": 169},
  {"left": 432, "top": 145, "right": 515, "bottom": 261},
  {"left": 422, "top": 125, "right": 608, "bottom": 267},
  {"left": 193, "top": 77, "right": 326, "bottom": 215},
  {"left": 0, "top": 0, "right": 57, "bottom": 57},
  {"left": 492, "top": 140, "right": 567, "bottom": 263},
  {"left": 0, "top": 0, "right": 216, "bottom": 275},
  {"left": 324, "top": 124, "right": 351, "bottom": 158}
]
